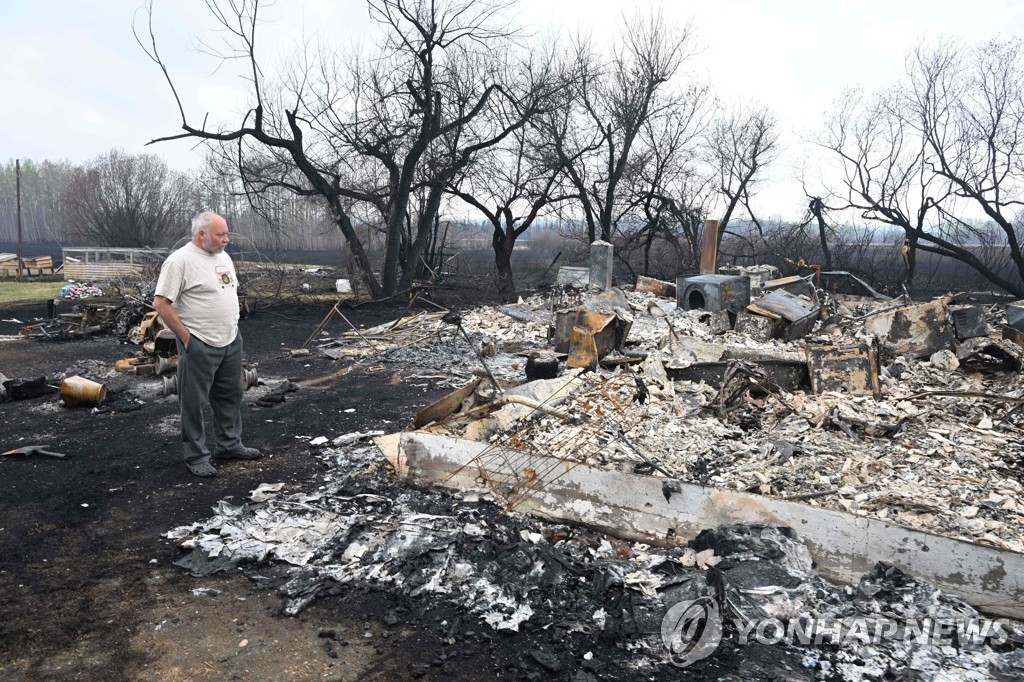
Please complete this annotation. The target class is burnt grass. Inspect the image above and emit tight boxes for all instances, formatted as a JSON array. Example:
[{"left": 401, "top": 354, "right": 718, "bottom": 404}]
[
  {"left": 0, "top": 296, "right": 794, "bottom": 681},
  {"left": 0, "top": 299, "right": 454, "bottom": 680}
]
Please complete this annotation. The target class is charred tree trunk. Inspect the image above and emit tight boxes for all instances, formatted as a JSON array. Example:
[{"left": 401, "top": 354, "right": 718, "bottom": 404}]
[
  {"left": 493, "top": 227, "right": 516, "bottom": 299},
  {"left": 333, "top": 208, "right": 384, "bottom": 298},
  {"left": 808, "top": 197, "right": 833, "bottom": 270},
  {"left": 902, "top": 235, "right": 917, "bottom": 290},
  {"left": 399, "top": 182, "right": 446, "bottom": 291}
]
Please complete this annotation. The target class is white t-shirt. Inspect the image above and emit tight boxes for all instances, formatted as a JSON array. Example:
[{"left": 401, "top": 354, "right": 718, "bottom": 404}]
[{"left": 155, "top": 242, "right": 240, "bottom": 347}]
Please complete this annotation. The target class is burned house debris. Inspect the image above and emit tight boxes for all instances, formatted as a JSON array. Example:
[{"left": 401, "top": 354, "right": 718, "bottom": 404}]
[
  {"left": 158, "top": 250, "right": 1024, "bottom": 678},
  {"left": 167, "top": 439, "right": 1024, "bottom": 679},
  {"left": 19, "top": 301, "right": 124, "bottom": 339},
  {"left": 7, "top": 248, "right": 1024, "bottom": 677}
]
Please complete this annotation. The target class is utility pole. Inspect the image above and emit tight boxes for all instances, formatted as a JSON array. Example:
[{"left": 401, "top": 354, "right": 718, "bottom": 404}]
[{"left": 16, "top": 159, "right": 23, "bottom": 282}]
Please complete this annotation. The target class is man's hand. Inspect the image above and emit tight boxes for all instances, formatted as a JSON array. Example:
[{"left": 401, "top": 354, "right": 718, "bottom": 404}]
[{"left": 152, "top": 295, "right": 191, "bottom": 347}]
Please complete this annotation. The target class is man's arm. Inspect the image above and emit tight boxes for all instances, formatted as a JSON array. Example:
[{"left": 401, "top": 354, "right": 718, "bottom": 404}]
[{"left": 152, "top": 295, "right": 191, "bottom": 348}]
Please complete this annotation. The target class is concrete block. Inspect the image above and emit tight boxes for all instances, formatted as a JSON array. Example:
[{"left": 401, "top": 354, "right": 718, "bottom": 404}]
[
  {"left": 589, "top": 240, "right": 613, "bottom": 290},
  {"left": 555, "top": 266, "right": 589, "bottom": 288}
]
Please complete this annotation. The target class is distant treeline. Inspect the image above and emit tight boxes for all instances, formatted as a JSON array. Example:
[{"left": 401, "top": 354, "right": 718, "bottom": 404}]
[
  {"left": 0, "top": 155, "right": 345, "bottom": 252},
  {"left": 3, "top": 153, "right": 1020, "bottom": 298}
]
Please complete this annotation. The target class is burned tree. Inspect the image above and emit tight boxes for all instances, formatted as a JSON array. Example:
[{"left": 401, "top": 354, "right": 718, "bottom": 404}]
[
  {"left": 706, "top": 103, "right": 780, "bottom": 246},
  {"left": 815, "top": 87, "right": 942, "bottom": 289},
  {"left": 805, "top": 195, "right": 834, "bottom": 271},
  {"left": 816, "top": 38, "right": 1024, "bottom": 296},
  {"left": 341, "top": 1, "right": 555, "bottom": 293},
  {"left": 620, "top": 100, "right": 715, "bottom": 276},
  {"left": 63, "top": 150, "right": 196, "bottom": 248},
  {"left": 447, "top": 146, "right": 566, "bottom": 296},
  {"left": 446, "top": 84, "right": 575, "bottom": 297},
  {"left": 398, "top": 48, "right": 556, "bottom": 290},
  {"left": 537, "top": 11, "right": 701, "bottom": 244},
  {"left": 138, "top": 0, "right": 541, "bottom": 298},
  {"left": 909, "top": 38, "right": 1024, "bottom": 295}
]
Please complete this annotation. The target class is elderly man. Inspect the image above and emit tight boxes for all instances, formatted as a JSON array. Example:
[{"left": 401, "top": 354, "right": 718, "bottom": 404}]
[{"left": 153, "top": 211, "right": 260, "bottom": 477}]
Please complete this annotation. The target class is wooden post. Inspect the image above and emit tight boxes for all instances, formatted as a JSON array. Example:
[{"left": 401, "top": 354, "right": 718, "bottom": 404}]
[
  {"left": 16, "top": 159, "right": 23, "bottom": 282},
  {"left": 699, "top": 219, "right": 719, "bottom": 275}
]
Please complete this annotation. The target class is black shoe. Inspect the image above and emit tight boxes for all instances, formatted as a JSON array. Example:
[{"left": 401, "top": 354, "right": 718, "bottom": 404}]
[{"left": 214, "top": 446, "right": 262, "bottom": 460}]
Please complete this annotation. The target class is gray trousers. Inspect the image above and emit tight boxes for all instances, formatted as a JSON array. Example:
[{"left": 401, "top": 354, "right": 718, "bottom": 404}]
[{"left": 175, "top": 334, "right": 244, "bottom": 465}]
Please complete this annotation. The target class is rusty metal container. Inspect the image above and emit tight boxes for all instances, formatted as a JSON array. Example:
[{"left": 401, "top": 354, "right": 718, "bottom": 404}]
[
  {"left": 60, "top": 375, "right": 107, "bottom": 407},
  {"left": 806, "top": 339, "right": 882, "bottom": 398},
  {"left": 763, "top": 275, "right": 818, "bottom": 302},
  {"left": 864, "top": 299, "right": 954, "bottom": 358},
  {"left": 949, "top": 305, "right": 989, "bottom": 340},
  {"left": 552, "top": 309, "right": 576, "bottom": 353},
  {"left": 746, "top": 289, "right": 821, "bottom": 341}
]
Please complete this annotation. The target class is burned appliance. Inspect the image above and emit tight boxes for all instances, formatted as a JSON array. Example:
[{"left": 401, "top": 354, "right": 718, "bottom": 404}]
[{"left": 675, "top": 274, "right": 750, "bottom": 313}]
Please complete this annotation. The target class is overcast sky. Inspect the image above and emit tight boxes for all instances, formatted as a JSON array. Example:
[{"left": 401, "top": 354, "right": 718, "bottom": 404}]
[{"left": 3, "top": 0, "right": 1023, "bottom": 218}]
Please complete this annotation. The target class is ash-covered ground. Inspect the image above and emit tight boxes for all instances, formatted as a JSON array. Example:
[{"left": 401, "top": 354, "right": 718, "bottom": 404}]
[
  {"left": 2, "top": 290, "right": 1024, "bottom": 681},
  {"left": 166, "top": 438, "right": 1024, "bottom": 681}
]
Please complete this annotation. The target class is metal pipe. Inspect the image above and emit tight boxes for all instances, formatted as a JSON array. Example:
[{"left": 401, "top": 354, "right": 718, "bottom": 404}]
[{"left": 162, "top": 367, "right": 259, "bottom": 397}]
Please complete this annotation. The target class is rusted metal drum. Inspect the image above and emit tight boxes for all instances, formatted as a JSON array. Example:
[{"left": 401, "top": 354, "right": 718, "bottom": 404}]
[{"left": 60, "top": 375, "right": 107, "bottom": 407}]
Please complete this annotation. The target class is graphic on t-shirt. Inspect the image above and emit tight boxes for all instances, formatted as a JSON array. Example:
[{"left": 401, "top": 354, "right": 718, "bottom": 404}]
[{"left": 216, "top": 265, "right": 235, "bottom": 288}]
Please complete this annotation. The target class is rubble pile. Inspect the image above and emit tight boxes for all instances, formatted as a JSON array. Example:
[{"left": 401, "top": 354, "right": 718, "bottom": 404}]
[
  {"left": 463, "top": 358, "right": 1024, "bottom": 551},
  {"left": 167, "top": 439, "right": 1024, "bottom": 679},
  {"left": 20, "top": 301, "right": 127, "bottom": 339},
  {"left": 314, "top": 307, "right": 551, "bottom": 383},
  {"left": 312, "top": 286, "right": 1020, "bottom": 552},
  {"left": 157, "top": 276, "right": 1024, "bottom": 677}
]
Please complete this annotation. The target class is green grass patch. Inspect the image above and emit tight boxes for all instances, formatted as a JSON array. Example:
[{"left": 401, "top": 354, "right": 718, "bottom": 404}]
[{"left": 0, "top": 281, "right": 65, "bottom": 305}]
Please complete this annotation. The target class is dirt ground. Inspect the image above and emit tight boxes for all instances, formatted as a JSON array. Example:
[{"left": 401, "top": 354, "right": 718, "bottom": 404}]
[{"left": 0, "top": 298, "right": 529, "bottom": 681}]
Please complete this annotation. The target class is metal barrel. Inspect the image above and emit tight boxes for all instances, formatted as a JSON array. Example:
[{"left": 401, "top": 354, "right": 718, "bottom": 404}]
[{"left": 60, "top": 375, "right": 107, "bottom": 407}]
